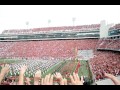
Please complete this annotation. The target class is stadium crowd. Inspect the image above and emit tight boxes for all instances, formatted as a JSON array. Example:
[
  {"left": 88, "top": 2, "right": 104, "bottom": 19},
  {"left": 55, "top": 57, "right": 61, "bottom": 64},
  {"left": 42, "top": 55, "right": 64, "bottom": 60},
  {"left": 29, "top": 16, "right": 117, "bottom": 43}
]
[
  {"left": 0, "top": 21, "right": 120, "bottom": 85},
  {"left": 0, "top": 39, "right": 98, "bottom": 59},
  {"left": 89, "top": 51, "right": 120, "bottom": 81},
  {"left": 97, "top": 38, "right": 120, "bottom": 50}
]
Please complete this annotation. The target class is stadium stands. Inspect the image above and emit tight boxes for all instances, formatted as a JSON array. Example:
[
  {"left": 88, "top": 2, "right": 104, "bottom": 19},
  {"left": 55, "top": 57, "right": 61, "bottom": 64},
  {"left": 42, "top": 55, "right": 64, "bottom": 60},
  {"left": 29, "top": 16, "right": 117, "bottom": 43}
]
[
  {"left": 0, "top": 39, "right": 98, "bottom": 59},
  {"left": 97, "top": 38, "right": 120, "bottom": 50},
  {"left": 89, "top": 51, "right": 120, "bottom": 81},
  {"left": 109, "top": 23, "right": 120, "bottom": 30},
  {"left": 2, "top": 24, "right": 100, "bottom": 35}
]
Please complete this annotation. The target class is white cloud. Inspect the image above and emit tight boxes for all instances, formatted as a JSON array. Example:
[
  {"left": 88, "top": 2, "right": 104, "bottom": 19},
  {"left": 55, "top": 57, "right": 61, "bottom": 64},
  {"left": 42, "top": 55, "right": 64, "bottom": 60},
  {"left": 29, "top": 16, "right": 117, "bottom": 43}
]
[{"left": 0, "top": 5, "right": 120, "bottom": 34}]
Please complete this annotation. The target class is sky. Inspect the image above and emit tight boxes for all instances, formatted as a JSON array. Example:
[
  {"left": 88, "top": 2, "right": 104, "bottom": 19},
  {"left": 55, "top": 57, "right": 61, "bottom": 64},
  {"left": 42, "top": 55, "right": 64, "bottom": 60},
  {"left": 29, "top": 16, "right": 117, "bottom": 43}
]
[{"left": 0, "top": 5, "right": 120, "bottom": 34}]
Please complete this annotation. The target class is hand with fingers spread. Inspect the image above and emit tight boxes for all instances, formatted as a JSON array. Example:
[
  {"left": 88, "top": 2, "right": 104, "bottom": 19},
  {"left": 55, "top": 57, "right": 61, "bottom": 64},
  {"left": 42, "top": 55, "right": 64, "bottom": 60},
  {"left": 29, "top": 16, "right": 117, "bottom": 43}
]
[
  {"left": 41, "top": 74, "right": 53, "bottom": 85},
  {"left": 18, "top": 65, "right": 27, "bottom": 85},
  {"left": 54, "top": 72, "right": 67, "bottom": 85},
  {"left": 104, "top": 73, "right": 120, "bottom": 85},
  {"left": 19, "top": 65, "right": 27, "bottom": 75},
  {"left": 0, "top": 64, "right": 10, "bottom": 75},
  {"left": 54, "top": 72, "right": 63, "bottom": 80},
  {"left": 34, "top": 70, "right": 41, "bottom": 85},
  {"left": 69, "top": 72, "right": 84, "bottom": 85},
  {"left": 0, "top": 64, "right": 10, "bottom": 84}
]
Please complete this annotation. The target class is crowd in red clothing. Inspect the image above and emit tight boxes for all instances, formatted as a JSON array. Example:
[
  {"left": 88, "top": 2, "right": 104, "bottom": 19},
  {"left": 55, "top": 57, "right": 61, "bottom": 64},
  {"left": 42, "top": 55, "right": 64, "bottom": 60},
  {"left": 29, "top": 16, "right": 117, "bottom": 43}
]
[
  {"left": 0, "top": 38, "right": 120, "bottom": 82},
  {"left": 89, "top": 51, "right": 120, "bottom": 81},
  {"left": 0, "top": 39, "right": 98, "bottom": 59}
]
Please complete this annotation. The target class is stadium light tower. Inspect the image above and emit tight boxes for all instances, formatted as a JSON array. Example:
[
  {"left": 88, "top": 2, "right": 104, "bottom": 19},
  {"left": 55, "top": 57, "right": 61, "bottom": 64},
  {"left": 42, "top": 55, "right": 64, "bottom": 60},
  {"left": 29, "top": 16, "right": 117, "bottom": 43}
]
[
  {"left": 48, "top": 19, "right": 51, "bottom": 27},
  {"left": 72, "top": 17, "right": 76, "bottom": 26},
  {"left": 26, "top": 21, "right": 29, "bottom": 29}
]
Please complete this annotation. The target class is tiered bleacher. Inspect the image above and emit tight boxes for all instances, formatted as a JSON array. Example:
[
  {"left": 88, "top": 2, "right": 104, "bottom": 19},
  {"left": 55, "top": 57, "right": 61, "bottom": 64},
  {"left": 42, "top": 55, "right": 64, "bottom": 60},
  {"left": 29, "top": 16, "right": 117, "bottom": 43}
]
[
  {"left": 2, "top": 24, "right": 100, "bottom": 35},
  {"left": 97, "top": 38, "right": 120, "bottom": 50},
  {"left": 0, "top": 39, "right": 98, "bottom": 59},
  {"left": 97, "top": 23, "right": 120, "bottom": 51},
  {"left": 89, "top": 51, "right": 120, "bottom": 81}
]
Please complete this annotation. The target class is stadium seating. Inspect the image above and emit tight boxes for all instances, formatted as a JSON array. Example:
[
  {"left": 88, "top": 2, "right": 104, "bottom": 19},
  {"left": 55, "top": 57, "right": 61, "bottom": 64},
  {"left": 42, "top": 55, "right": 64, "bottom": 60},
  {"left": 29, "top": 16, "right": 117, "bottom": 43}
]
[
  {"left": 97, "top": 38, "right": 120, "bottom": 50},
  {"left": 109, "top": 23, "right": 120, "bottom": 30},
  {"left": 114, "top": 23, "right": 120, "bottom": 29},
  {"left": 89, "top": 51, "right": 120, "bottom": 81},
  {"left": 0, "top": 39, "right": 98, "bottom": 59},
  {"left": 97, "top": 23, "right": 120, "bottom": 50},
  {"left": 2, "top": 24, "right": 100, "bottom": 35}
]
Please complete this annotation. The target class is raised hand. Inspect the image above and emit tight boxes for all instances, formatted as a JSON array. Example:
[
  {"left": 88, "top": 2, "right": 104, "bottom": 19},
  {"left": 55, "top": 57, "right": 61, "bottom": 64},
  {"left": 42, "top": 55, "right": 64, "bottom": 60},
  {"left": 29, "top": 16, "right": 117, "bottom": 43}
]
[
  {"left": 104, "top": 73, "right": 114, "bottom": 79},
  {"left": 104, "top": 72, "right": 120, "bottom": 85},
  {"left": 69, "top": 72, "right": 84, "bottom": 85},
  {"left": 41, "top": 74, "right": 53, "bottom": 85},
  {"left": 19, "top": 65, "right": 27, "bottom": 75},
  {"left": 54, "top": 72, "right": 63, "bottom": 80},
  {"left": 34, "top": 70, "right": 41, "bottom": 85},
  {"left": 0, "top": 64, "right": 10, "bottom": 84},
  {"left": 54, "top": 72, "right": 67, "bottom": 85},
  {"left": 18, "top": 65, "right": 27, "bottom": 85},
  {"left": 1, "top": 64, "right": 10, "bottom": 75}
]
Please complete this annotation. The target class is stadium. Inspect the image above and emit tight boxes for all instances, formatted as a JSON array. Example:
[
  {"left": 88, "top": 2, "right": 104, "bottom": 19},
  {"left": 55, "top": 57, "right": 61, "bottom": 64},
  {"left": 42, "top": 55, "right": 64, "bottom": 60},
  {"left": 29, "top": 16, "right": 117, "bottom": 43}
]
[{"left": 0, "top": 5, "right": 120, "bottom": 85}]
